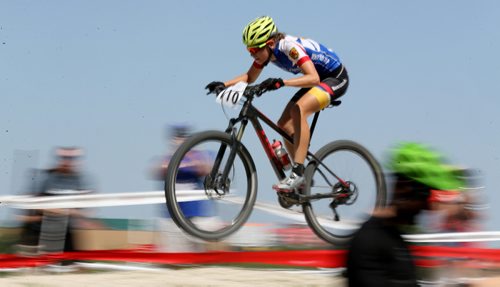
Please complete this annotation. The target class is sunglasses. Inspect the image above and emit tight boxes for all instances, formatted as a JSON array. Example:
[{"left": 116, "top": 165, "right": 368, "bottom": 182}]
[
  {"left": 246, "top": 41, "right": 271, "bottom": 55},
  {"left": 247, "top": 46, "right": 264, "bottom": 55}
]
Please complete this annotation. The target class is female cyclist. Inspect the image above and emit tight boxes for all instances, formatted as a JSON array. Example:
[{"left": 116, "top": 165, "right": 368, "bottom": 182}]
[{"left": 206, "top": 16, "right": 349, "bottom": 191}]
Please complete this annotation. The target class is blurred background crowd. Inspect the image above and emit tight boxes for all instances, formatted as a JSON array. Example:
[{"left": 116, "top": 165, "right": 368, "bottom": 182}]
[{"left": 0, "top": 123, "right": 494, "bottom": 286}]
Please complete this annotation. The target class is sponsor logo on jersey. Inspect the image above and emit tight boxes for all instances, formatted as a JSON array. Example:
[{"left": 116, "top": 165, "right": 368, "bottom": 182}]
[{"left": 289, "top": 47, "right": 299, "bottom": 60}]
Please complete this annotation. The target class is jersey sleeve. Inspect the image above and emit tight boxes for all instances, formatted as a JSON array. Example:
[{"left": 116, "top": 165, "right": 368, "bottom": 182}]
[{"left": 281, "top": 40, "right": 310, "bottom": 67}]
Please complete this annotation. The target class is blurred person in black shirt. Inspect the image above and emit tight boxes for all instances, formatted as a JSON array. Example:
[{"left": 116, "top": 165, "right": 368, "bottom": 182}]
[
  {"left": 346, "top": 142, "right": 464, "bottom": 287},
  {"left": 17, "top": 146, "right": 95, "bottom": 254}
]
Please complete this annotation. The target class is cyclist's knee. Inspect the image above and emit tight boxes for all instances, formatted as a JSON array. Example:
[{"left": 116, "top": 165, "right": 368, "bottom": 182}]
[
  {"left": 278, "top": 119, "right": 293, "bottom": 135},
  {"left": 290, "top": 102, "right": 303, "bottom": 118},
  {"left": 278, "top": 114, "right": 290, "bottom": 128},
  {"left": 277, "top": 117, "right": 286, "bottom": 128}
]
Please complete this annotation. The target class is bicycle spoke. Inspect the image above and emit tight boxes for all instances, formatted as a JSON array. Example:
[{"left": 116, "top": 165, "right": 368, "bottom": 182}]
[
  {"left": 309, "top": 150, "right": 375, "bottom": 232},
  {"left": 165, "top": 131, "right": 257, "bottom": 241},
  {"left": 303, "top": 140, "right": 386, "bottom": 245},
  {"left": 315, "top": 167, "right": 334, "bottom": 187}
]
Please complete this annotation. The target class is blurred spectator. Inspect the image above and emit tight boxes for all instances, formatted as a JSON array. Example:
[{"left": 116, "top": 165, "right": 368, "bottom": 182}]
[
  {"left": 150, "top": 124, "right": 192, "bottom": 180},
  {"left": 16, "top": 146, "right": 95, "bottom": 255},
  {"left": 421, "top": 167, "right": 485, "bottom": 247},
  {"left": 442, "top": 168, "right": 484, "bottom": 236},
  {"left": 150, "top": 124, "right": 213, "bottom": 252},
  {"left": 425, "top": 167, "right": 488, "bottom": 286},
  {"left": 346, "top": 142, "right": 464, "bottom": 287}
]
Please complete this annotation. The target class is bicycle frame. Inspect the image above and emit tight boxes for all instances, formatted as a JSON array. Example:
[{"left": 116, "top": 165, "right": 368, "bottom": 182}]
[
  {"left": 210, "top": 93, "right": 348, "bottom": 192},
  {"left": 244, "top": 104, "right": 307, "bottom": 181},
  {"left": 167, "top": 88, "right": 386, "bottom": 244}
]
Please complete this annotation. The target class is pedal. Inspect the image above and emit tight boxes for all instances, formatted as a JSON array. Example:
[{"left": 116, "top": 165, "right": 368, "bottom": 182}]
[
  {"left": 272, "top": 186, "right": 293, "bottom": 193},
  {"left": 272, "top": 183, "right": 305, "bottom": 194}
]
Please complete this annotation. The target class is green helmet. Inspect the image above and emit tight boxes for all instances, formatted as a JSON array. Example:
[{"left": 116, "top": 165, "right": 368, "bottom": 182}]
[
  {"left": 242, "top": 16, "right": 278, "bottom": 48},
  {"left": 387, "top": 142, "right": 464, "bottom": 191}
]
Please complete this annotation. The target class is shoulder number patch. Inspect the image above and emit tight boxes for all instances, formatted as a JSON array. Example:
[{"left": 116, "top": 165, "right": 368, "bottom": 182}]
[{"left": 289, "top": 47, "right": 299, "bottom": 60}]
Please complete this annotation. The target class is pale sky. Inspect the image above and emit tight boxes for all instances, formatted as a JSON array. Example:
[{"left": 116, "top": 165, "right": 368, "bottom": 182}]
[{"left": 1, "top": 1, "right": 499, "bottom": 230}]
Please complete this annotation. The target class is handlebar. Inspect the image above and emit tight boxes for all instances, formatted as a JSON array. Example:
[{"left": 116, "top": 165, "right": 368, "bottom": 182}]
[
  {"left": 207, "top": 83, "right": 266, "bottom": 98},
  {"left": 243, "top": 84, "right": 266, "bottom": 98},
  {"left": 208, "top": 82, "right": 342, "bottom": 107}
]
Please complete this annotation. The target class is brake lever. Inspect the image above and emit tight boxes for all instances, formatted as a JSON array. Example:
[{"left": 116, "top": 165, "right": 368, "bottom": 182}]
[
  {"left": 206, "top": 87, "right": 225, "bottom": 96},
  {"left": 243, "top": 86, "right": 259, "bottom": 98},
  {"left": 254, "top": 86, "right": 266, "bottom": 97}
]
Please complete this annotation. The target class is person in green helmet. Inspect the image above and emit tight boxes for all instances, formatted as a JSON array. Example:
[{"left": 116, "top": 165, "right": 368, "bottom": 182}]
[
  {"left": 346, "top": 142, "right": 464, "bottom": 287},
  {"left": 205, "top": 16, "right": 349, "bottom": 192}
]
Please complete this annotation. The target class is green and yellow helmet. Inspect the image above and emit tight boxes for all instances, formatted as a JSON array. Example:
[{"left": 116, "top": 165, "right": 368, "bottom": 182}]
[
  {"left": 387, "top": 142, "right": 464, "bottom": 191},
  {"left": 242, "top": 16, "right": 278, "bottom": 48}
]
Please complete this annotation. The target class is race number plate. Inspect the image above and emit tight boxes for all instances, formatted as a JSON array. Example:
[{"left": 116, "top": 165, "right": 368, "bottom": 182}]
[{"left": 216, "top": 81, "right": 248, "bottom": 108}]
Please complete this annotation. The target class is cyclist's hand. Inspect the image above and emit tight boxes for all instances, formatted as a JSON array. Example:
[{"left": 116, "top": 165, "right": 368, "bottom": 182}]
[
  {"left": 205, "top": 81, "right": 226, "bottom": 95},
  {"left": 259, "top": 78, "right": 285, "bottom": 92}
]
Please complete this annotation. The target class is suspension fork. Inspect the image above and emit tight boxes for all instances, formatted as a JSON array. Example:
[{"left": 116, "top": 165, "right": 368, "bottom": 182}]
[{"left": 208, "top": 118, "right": 248, "bottom": 188}]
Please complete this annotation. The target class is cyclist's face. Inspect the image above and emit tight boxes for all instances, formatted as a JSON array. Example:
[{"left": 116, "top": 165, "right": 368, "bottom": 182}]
[
  {"left": 248, "top": 46, "right": 269, "bottom": 64},
  {"left": 248, "top": 41, "right": 274, "bottom": 65}
]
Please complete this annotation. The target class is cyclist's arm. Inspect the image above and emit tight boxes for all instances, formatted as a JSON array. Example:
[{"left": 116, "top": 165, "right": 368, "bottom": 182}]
[
  {"left": 224, "top": 63, "right": 263, "bottom": 86},
  {"left": 283, "top": 60, "right": 320, "bottom": 88}
]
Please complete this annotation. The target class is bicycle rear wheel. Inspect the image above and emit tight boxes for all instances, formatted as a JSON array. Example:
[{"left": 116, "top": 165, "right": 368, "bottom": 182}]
[
  {"left": 164, "top": 130, "right": 257, "bottom": 241},
  {"left": 303, "top": 140, "right": 386, "bottom": 245}
]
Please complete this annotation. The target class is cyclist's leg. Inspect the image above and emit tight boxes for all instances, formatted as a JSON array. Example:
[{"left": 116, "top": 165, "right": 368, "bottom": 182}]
[
  {"left": 273, "top": 76, "right": 348, "bottom": 191},
  {"left": 274, "top": 69, "right": 350, "bottom": 192},
  {"left": 277, "top": 101, "right": 295, "bottom": 158},
  {"left": 273, "top": 90, "right": 324, "bottom": 191},
  {"left": 293, "top": 71, "right": 349, "bottom": 161},
  {"left": 277, "top": 88, "right": 308, "bottom": 159},
  {"left": 292, "top": 92, "right": 325, "bottom": 164}
]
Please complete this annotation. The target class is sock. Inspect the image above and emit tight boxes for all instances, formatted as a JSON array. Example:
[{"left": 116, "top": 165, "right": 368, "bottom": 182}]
[{"left": 292, "top": 163, "right": 304, "bottom": 176}]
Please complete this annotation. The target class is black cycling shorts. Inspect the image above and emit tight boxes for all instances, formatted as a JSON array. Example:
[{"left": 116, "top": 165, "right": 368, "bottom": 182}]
[{"left": 291, "top": 64, "right": 349, "bottom": 107}]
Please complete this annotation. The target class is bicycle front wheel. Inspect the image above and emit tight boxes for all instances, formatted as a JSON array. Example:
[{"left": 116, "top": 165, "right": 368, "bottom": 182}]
[
  {"left": 303, "top": 140, "right": 386, "bottom": 245},
  {"left": 164, "top": 130, "right": 257, "bottom": 241}
]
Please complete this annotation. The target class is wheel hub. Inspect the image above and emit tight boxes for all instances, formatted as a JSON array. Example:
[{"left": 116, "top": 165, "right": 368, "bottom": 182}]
[
  {"left": 204, "top": 173, "right": 230, "bottom": 199},
  {"left": 333, "top": 181, "right": 358, "bottom": 205}
]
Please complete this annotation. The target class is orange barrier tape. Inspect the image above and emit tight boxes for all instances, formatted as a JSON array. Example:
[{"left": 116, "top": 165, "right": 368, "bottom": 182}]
[
  {"left": 411, "top": 245, "right": 500, "bottom": 262},
  {"left": 0, "top": 249, "right": 347, "bottom": 269},
  {"left": 3, "top": 246, "right": 500, "bottom": 269}
]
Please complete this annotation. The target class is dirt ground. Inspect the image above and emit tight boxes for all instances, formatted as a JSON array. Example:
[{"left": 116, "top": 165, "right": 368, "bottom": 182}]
[
  {"left": 0, "top": 266, "right": 346, "bottom": 287},
  {"left": 3, "top": 265, "right": 500, "bottom": 286}
]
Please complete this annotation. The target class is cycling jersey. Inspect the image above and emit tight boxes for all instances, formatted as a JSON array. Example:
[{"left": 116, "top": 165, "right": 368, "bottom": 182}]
[
  {"left": 251, "top": 34, "right": 348, "bottom": 108},
  {"left": 270, "top": 35, "right": 342, "bottom": 76}
]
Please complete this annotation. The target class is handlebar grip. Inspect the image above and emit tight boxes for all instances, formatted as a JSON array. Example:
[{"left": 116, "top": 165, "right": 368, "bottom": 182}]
[
  {"left": 243, "top": 85, "right": 260, "bottom": 97},
  {"left": 255, "top": 87, "right": 265, "bottom": 97}
]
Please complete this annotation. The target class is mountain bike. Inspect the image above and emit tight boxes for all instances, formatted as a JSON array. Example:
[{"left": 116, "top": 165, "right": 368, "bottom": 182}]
[{"left": 164, "top": 82, "right": 386, "bottom": 245}]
